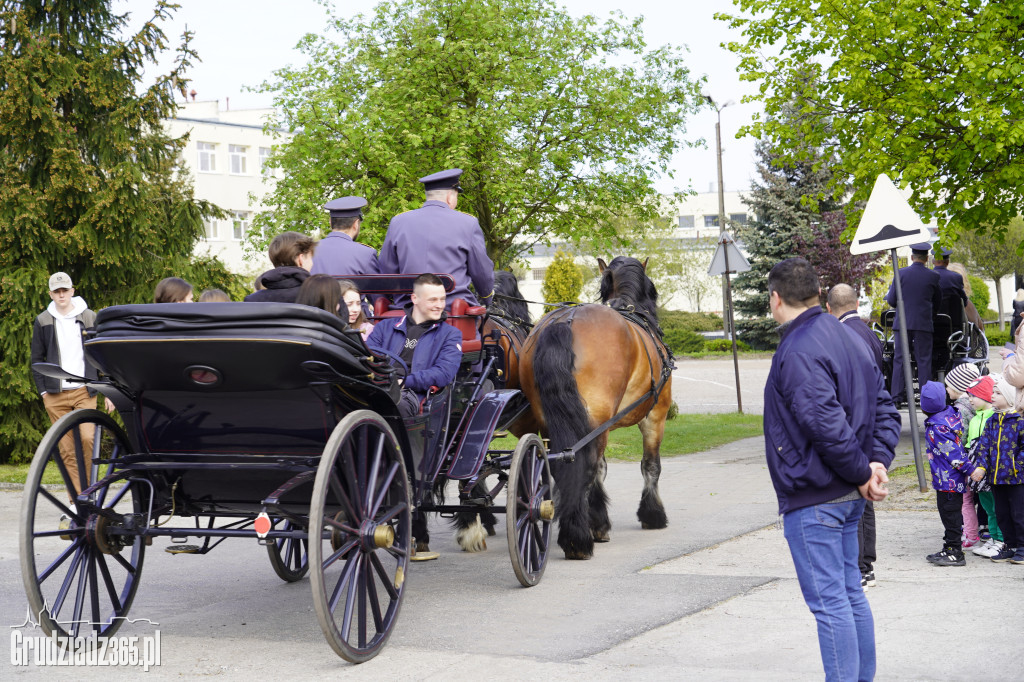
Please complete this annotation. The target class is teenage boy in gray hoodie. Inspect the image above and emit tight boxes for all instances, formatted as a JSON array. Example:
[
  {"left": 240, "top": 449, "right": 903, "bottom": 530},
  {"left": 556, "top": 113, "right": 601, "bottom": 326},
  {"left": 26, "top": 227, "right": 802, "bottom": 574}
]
[{"left": 30, "top": 272, "right": 100, "bottom": 495}]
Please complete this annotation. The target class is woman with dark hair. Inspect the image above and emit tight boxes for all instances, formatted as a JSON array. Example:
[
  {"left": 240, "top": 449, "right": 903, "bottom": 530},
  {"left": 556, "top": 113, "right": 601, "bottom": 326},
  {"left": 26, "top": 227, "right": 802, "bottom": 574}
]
[
  {"left": 295, "top": 274, "right": 343, "bottom": 317},
  {"left": 338, "top": 279, "right": 373, "bottom": 339},
  {"left": 244, "top": 231, "right": 316, "bottom": 303},
  {"left": 153, "top": 277, "right": 194, "bottom": 303}
]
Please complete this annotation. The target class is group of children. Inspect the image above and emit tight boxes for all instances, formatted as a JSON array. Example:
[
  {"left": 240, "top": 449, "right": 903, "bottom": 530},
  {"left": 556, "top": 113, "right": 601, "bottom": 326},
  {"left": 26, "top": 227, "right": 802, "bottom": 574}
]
[{"left": 920, "top": 362, "right": 1024, "bottom": 566}]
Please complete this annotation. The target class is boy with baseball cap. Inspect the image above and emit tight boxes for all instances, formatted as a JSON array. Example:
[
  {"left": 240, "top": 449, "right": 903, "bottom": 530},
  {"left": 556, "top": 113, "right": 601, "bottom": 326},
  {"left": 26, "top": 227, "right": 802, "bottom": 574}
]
[{"left": 29, "top": 272, "right": 100, "bottom": 495}]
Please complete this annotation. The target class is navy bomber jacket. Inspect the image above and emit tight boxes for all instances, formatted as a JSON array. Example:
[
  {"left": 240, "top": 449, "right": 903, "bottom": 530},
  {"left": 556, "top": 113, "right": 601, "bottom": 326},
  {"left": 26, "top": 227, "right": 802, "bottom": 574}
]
[{"left": 763, "top": 307, "right": 901, "bottom": 514}]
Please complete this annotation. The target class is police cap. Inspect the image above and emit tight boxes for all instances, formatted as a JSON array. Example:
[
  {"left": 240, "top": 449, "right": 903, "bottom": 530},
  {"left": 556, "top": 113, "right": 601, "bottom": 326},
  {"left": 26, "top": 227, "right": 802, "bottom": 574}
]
[
  {"left": 419, "top": 168, "right": 463, "bottom": 192},
  {"left": 932, "top": 244, "right": 953, "bottom": 257},
  {"left": 909, "top": 242, "right": 932, "bottom": 254},
  {"left": 323, "top": 196, "right": 367, "bottom": 219}
]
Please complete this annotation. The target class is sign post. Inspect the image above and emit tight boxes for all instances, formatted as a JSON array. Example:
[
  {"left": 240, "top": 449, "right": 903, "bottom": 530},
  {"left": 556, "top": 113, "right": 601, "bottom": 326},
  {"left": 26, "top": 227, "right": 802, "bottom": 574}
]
[
  {"left": 708, "top": 231, "right": 751, "bottom": 414},
  {"left": 850, "top": 174, "right": 931, "bottom": 492}
]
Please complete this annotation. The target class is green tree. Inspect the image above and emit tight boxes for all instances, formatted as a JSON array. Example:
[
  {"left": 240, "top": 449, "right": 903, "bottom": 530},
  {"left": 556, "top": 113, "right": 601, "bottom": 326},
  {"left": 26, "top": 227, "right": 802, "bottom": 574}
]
[
  {"left": 958, "top": 217, "right": 1024, "bottom": 330},
  {"left": 719, "top": 1, "right": 1024, "bottom": 242},
  {"left": 733, "top": 122, "right": 845, "bottom": 349},
  {"left": 0, "top": 0, "right": 234, "bottom": 462},
  {"left": 542, "top": 249, "right": 584, "bottom": 306},
  {"left": 253, "top": 0, "right": 704, "bottom": 266}
]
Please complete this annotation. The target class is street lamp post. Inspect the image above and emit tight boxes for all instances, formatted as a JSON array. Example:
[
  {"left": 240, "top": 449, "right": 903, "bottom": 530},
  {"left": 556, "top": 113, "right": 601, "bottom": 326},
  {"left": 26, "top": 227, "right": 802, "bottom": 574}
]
[{"left": 705, "top": 94, "right": 733, "bottom": 336}]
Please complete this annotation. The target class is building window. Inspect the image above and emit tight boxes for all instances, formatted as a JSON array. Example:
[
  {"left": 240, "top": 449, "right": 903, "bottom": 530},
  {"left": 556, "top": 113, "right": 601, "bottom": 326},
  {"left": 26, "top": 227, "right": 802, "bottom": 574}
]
[
  {"left": 532, "top": 268, "right": 547, "bottom": 281},
  {"left": 197, "top": 142, "right": 216, "bottom": 172},
  {"left": 229, "top": 145, "right": 248, "bottom": 175},
  {"left": 704, "top": 215, "right": 719, "bottom": 228},
  {"left": 729, "top": 213, "right": 748, "bottom": 226},
  {"left": 231, "top": 211, "right": 250, "bottom": 240},
  {"left": 678, "top": 214, "right": 695, "bottom": 228},
  {"left": 203, "top": 219, "right": 218, "bottom": 240},
  {"left": 259, "top": 147, "right": 271, "bottom": 174}
]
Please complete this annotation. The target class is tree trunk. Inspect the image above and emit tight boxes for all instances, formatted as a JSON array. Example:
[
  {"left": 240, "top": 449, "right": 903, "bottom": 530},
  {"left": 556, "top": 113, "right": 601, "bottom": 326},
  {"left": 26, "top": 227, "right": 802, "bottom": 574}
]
[{"left": 995, "top": 277, "right": 1005, "bottom": 331}]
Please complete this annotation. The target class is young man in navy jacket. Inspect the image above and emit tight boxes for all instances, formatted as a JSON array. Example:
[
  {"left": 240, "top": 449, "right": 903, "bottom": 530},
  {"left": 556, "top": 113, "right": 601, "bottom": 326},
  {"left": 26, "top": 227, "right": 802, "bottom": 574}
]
[
  {"left": 764, "top": 258, "right": 901, "bottom": 682},
  {"left": 366, "top": 273, "right": 462, "bottom": 419}
]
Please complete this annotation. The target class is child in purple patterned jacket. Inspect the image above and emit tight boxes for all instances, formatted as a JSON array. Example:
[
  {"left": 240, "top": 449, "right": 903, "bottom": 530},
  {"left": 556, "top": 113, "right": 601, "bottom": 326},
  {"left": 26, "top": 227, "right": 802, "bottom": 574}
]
[{"left": 921, "top": 381, "right": 977, "bottom": 567}]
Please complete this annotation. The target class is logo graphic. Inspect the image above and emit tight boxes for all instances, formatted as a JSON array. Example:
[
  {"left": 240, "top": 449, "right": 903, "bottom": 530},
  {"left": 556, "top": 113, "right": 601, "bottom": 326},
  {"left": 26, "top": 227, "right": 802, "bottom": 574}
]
[{"left": 10, "top": 604, "right": 161, "bottom": 670}]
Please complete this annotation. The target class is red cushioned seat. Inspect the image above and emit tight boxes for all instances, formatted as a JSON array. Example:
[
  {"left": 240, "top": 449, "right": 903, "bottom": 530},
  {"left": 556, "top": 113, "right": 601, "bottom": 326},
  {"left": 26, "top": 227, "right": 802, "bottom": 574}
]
[{"left": 448, "top": 299, "right": 483, "bottom": 353}]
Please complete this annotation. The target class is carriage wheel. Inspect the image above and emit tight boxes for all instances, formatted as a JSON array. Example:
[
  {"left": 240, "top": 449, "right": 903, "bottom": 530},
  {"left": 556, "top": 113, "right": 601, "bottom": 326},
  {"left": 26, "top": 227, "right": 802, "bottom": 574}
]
[
  {"left": 309, "top": 411, "right": 411, "bottom": 663},
  {"left": 267, "top": 519, "right": 309, "bottom": 582},
  {"left": 506, "top": 434, "right": 553, "bottom": 587},
  {"left": 20, "top": 409, "right": 146, "bottom": 642}
]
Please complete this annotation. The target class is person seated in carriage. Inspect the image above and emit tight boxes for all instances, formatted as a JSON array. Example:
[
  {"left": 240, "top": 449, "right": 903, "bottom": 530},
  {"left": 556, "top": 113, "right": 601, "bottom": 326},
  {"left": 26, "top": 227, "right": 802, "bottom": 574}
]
[
  {"left": 244, "top": 231, "right": 316, "bottom": 303},
  {"left": 366, "top": 273, "right": 463, "bottom": 419}
]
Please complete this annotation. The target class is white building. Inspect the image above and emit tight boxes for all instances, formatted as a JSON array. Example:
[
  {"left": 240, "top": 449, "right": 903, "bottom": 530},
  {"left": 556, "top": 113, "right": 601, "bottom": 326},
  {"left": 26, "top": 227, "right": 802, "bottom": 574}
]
[
  {"left": 518, "top": 190, "right": 751, "bottom": 317},
  {"left": 165, "top": 100, "right": 289, "bottom": 277}
]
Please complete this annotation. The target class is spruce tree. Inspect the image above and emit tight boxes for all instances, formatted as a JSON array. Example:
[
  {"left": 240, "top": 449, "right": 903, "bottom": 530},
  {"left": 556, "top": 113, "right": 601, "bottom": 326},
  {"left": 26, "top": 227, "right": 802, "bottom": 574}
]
[
  {"left": 0, "top": 1, "right": 236, "bottom": 462},
  {"left": 733, "top": 134, "right": 844, "bottom": 349}
]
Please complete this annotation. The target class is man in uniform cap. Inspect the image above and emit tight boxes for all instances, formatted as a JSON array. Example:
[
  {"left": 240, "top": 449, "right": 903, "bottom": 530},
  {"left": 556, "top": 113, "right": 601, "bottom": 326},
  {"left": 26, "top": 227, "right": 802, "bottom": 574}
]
[
  {"left": 885, "top": 242, "right": 943, "bottom": 406},
  {"left": 379, "top": 168, "right": 494, "bottom": 309},
  {"left": 311, "top": 196, "right": 380, "bottom": 278},
  {"left": 931, "top": 244, "right": 969, "bottom": 329}
]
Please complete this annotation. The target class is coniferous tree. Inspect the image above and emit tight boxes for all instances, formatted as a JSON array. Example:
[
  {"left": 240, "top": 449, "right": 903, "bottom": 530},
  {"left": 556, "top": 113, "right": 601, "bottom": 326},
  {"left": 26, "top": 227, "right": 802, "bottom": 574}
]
[
  {"left": 733, "top": 134, "right": 845, "bottom": 349},
  {"left": 0, "top": 1, "right": 237, "bottom": 462}
]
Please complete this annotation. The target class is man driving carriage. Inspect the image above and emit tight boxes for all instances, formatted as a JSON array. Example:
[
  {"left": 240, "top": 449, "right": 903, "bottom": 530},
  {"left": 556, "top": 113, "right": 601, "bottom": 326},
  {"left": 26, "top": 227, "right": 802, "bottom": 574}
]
[
  {"left": 366, "top": 273, "right": 463, "bottom": 419},
  {"left": 378, "top": 168, "right": 494, "bottom": 310}
]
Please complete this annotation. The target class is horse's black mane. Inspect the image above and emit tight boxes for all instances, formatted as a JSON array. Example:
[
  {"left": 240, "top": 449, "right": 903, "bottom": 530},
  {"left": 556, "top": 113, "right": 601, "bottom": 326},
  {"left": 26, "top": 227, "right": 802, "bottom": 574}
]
[
  {"left": 490, "top": 270, "right": 532, "bottom": 330},
  {"left": 599, "top": 256, "right": 659, "bottom": 330}
]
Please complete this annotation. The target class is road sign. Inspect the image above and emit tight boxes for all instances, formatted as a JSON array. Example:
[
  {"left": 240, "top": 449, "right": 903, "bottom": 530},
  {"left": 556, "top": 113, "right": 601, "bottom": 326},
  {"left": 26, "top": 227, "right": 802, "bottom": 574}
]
[
  {"left": 708, "top": 231, "right": 751, "bottom": 276},
  {"left": 850, "top": 174, "right": 930, "bottom": 255}
]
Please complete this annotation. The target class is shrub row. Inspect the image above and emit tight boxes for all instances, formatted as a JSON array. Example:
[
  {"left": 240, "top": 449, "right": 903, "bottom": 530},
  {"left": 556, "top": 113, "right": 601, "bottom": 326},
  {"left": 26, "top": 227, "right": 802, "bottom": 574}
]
[
  {"left": 663, "top": 329, "right": 752, "bottom": 355},
  {"left": 659, "top": 310, "right": 723, "bottom": 333}
]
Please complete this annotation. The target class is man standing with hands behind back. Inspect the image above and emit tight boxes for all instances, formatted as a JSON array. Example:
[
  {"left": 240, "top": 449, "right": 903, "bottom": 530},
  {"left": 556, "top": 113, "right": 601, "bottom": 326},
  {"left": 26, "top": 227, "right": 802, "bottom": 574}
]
[{"left": 764, "top": 258, "right": 901, "bottom": 682}]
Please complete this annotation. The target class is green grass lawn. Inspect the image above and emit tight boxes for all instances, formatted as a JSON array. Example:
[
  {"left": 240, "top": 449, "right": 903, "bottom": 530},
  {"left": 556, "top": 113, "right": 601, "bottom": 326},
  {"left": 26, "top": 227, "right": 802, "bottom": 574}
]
[
  {"left": 493, "top": 411, "right": 763, "bottom": 462},
  {"left": 0, "top": 463, "right": 64, "bottom": 486}
]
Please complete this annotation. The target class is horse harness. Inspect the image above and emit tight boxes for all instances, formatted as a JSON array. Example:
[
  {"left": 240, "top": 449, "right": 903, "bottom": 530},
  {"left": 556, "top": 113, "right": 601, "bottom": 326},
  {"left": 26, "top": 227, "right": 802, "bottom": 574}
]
[{"left": 526, "top": 303, "right": 676, "bottom": 459}]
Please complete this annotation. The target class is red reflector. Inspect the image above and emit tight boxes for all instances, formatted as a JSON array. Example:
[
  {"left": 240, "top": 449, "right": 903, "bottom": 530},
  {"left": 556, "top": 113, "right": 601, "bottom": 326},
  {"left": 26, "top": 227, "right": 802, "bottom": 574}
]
[
  {"left": 189, "top": 369, "right": 218, "bottom": 385},
  {"left": 254, "top": 513, "right": 272, "bottom": 537}
]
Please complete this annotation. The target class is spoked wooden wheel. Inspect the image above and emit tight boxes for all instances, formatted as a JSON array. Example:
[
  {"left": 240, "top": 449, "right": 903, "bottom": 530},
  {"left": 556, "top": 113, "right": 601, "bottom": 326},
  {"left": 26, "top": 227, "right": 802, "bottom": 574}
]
[
  {"left": 267, "top": 519, "right": 309, "bottom": 582},
  {"left": 20, "top": 409, "right": 146, "bottom": 642},
  {"left": 310, "top": 411, "right": 412, "bottom": 663},
  {"left": 506, "top": 434, "right": 553, "bottom": 587}
]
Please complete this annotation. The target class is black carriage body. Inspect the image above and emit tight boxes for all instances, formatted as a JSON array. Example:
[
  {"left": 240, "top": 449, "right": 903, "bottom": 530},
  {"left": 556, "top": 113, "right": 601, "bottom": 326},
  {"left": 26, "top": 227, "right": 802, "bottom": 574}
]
[
  {"left": 86, "top": 303, "right": 404, "bottom": 515},
  {"left": 878, "top": 306, "right": 989, "bottom": 400}
]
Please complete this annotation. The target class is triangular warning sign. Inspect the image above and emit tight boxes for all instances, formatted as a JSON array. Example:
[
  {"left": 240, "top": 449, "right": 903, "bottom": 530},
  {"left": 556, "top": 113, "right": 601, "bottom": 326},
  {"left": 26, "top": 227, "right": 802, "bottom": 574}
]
[
  {"left": 708, "top": 231, "right": 751, "bottom": 276},
  {"left": 850, "top": 174, "right": 930, "bottom": 255}
]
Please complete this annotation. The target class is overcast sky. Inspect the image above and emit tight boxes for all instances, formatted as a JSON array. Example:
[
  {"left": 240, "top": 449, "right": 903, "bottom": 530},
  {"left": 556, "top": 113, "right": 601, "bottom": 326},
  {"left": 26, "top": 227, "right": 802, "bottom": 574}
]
[{"left": 118, "top": 0, "right": 760, "bottom": 195}]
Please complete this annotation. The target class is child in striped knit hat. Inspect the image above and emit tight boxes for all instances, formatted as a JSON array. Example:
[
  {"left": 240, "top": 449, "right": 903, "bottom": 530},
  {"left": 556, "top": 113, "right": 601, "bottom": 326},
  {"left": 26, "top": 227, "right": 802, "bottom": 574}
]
[{"left": 946, "top": 362, "right": 982, "bottom": 547}]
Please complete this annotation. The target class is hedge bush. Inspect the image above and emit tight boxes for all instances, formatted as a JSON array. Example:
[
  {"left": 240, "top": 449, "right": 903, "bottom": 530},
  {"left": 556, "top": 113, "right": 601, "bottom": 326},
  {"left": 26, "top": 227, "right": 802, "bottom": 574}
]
[
  {"left": 659, "top": 310, "right": 723, "bottom": 333},
  {"left": 967, "top": 274, "right": 989, "bottom": 312},
  {"left": 985, "top": 328, "right": 1011, "bottom": 347},
  {"left": 664, "top": 329, "right": 706, "bottom": 354},
  {"left": 703, "top": 338, "right": 751, "bottom": 353}
]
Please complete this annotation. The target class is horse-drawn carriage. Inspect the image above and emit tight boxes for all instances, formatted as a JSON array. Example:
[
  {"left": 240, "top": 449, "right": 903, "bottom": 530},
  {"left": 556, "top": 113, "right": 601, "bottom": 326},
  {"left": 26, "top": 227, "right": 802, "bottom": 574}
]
[
  {"left": 877, "top": 301, "right": 989, "bottom": 402},
  {"left": 20, "top": 258, "right": 672, "bottom": 663}
]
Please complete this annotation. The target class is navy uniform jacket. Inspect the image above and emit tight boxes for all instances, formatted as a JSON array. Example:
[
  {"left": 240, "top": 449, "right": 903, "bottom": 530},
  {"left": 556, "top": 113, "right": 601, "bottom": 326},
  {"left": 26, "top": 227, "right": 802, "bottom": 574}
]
[
  {"left": 311, "top": 232, "right": 380, "bottom": 277},
  {"left": 885, "top": 262, "right": 942, "bottom": 331},
  {"left": 933, "top": 264, "right": 968, "bottom": 311},
  {"left": 379, "top": 200, "right": 494, "bottom": 308}
]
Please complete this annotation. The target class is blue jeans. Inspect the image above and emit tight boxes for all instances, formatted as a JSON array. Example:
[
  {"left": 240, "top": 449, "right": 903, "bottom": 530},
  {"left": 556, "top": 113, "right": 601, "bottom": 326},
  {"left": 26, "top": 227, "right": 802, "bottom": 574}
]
[{"left": 784, "top": 498, "right": 875, "bottom": 682}]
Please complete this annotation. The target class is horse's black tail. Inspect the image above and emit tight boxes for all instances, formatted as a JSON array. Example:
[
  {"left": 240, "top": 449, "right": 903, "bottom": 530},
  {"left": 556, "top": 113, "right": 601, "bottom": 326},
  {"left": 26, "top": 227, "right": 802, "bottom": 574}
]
[{"left": 532, "top": 321, "right": 598, "bottom": 557}]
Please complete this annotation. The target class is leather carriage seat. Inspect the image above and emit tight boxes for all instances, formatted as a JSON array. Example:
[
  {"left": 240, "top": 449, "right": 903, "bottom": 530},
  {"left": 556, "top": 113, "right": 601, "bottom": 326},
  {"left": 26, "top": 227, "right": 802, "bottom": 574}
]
[
  {"left": 371, "top": 297, "right": 484, "bottom": 353},
  {"left": 448, "top": 298, "right": 485, "bottom": 353}
]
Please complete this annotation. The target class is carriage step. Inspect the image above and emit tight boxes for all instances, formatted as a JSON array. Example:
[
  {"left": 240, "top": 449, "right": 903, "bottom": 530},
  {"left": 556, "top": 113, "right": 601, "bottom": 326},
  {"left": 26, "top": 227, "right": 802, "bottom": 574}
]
[
  {"left": 165, "top": 544, "right": 201, "bottom": 554},
  {"left": 410, "top": 551, "right": 439, "bottom": 562}
]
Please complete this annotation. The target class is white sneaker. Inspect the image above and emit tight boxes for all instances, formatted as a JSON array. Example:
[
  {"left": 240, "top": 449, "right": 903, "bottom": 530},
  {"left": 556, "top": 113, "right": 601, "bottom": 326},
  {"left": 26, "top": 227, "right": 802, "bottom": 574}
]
[{"left": 973, "top": 540, "right": 1003, "bottom": 558}]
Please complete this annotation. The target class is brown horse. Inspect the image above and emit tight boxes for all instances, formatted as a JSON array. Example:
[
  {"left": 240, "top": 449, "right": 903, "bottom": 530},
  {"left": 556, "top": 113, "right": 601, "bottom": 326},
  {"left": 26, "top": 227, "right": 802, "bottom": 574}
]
[{"left": 518, "top": 256, "right": 673, "bottom": 559}]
